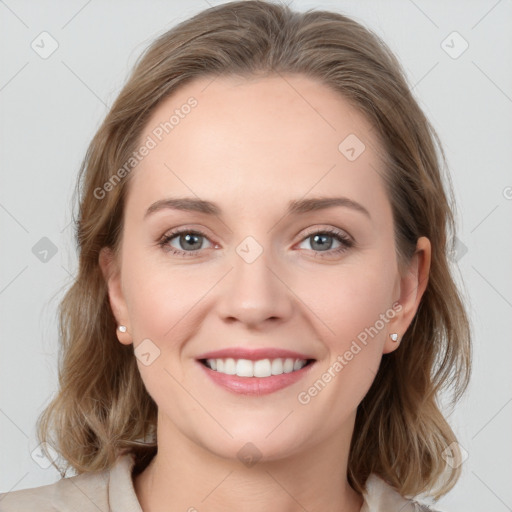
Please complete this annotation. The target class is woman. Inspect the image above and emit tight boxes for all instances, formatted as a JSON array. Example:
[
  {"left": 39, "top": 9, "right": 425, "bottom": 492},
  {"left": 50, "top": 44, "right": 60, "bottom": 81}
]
[{"left": 0, "top": 1, "right": 471, "bottom": 510}]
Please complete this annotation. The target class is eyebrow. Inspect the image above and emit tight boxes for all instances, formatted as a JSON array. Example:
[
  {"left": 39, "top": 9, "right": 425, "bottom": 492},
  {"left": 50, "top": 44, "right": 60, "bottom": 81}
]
[{"left": 144, "top": 196, "right": 371, "bottom": 219}]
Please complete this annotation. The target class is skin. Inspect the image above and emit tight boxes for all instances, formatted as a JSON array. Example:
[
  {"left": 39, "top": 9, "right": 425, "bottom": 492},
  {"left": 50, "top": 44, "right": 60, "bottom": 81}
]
[{"left": 99, "top": 74, "right": 430, "bottom": 512}]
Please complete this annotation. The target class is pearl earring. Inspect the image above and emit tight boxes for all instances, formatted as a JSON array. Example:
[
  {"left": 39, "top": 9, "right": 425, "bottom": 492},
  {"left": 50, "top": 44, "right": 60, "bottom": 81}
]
[
  {"left": 389, "top": 333, "right": 399, "bottom": 342},
  {"left": 118, "top": 325, "right": 127, "bottom": 333}
]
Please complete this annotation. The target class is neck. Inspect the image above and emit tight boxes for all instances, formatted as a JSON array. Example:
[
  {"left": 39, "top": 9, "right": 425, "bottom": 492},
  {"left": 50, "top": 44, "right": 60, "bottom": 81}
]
[{"left": 133, "top": 413, "right": 363, "bottom": 512}]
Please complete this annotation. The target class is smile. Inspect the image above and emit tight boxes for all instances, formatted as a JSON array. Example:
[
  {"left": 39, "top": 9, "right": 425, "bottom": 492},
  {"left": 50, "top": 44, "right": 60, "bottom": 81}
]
[
  {"left": 202, "top": 357, "right": 312, "bottom": 377},
  {"left": 196, "top": 347, "right": 317, "bottom": 395}
]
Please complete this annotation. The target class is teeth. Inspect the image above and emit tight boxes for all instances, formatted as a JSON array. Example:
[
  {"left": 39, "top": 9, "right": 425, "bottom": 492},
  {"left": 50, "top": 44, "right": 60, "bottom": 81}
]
[
  {"left": 254, "top": 359, "right": 271, "bottom": 377},
  {"left": 237, "top": 359, "right": 254, "bottom": 377},
  {"left": 205, "top": 357, "right": 308, "bottom": 377},
  {"left": 224, "top": 358, "right": 236, "bottom": 375},
  {"left": 293, "top": 359, "right": 304, "bottom": 371},
  {"left": 283, "top": 358, "right": 294, "bottom": 373},
  {"left": 271, "top": 358, "right": 283, "bottom": 375}
]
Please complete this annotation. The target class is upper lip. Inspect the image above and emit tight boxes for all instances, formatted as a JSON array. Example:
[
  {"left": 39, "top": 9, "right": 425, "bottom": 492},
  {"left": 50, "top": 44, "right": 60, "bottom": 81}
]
[{"left": 196, "top": 347, "right": 315, "bottom": 361}]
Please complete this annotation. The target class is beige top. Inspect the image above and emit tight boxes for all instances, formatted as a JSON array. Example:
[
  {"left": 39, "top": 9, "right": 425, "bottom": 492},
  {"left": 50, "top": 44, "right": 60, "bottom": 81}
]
[{"left": 0, "top": 452, "right": 439, "bottom": 511}]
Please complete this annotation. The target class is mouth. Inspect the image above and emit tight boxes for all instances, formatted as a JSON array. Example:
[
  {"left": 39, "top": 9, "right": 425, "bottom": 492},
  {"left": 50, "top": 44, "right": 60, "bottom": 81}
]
[
  {"left": 195, "top": 348, "right": 317, "bottom": 395},
  {"left": 199, "top": 357, "right": 315, "bottom": 377}
]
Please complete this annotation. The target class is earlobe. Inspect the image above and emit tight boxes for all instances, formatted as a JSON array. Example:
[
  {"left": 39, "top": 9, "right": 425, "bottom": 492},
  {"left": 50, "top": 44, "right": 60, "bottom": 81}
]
[
  {"left": 382, "top": 237, "right": 431, "bottom": 355},
  {"left": 382, "top": 330, "right": 402, "bottom": 354},
  {"left": 98, "top": 247, "right": 132, "bottom": 345}
]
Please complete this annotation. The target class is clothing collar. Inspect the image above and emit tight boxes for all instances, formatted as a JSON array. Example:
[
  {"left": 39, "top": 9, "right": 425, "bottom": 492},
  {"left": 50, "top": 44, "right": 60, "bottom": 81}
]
[{"left": 109, "top": 452, "right": 434, "bottom": 512}]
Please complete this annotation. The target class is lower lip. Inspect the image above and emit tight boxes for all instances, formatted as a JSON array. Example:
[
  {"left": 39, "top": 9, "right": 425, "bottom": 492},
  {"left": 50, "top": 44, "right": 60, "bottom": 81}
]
[{"left": 197, "top": 360, "right": 315, "bottom": 396}]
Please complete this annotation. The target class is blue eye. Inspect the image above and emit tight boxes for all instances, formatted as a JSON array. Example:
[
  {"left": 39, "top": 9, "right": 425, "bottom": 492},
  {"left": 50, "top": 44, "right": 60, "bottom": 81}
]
[
  {"left": 158, "top": 227, "right": 353, "bottom": 258},
  {"left": 159, "top": 230, "right": 212, "bottom": 257},
  {"left": 298, "top": 228, "right": 353, "bottom": 256}
]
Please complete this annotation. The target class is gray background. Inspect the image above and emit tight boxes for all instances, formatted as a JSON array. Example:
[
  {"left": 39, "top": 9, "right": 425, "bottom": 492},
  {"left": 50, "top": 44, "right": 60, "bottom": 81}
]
[{"left": 1, "top": 1, "right": 511, "bottom": 510}]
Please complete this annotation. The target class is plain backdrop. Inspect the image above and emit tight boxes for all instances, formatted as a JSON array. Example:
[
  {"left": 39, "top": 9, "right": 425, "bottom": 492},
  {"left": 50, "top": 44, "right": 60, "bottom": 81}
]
[{"left": 1, "top": 1, "right": 511, "bottom": 511}]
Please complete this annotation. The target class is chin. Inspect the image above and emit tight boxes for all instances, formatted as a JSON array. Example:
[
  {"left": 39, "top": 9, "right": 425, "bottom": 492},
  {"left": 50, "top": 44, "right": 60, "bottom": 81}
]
[{"left": 194, "top": 420, "right": 313, "bottom": 464}]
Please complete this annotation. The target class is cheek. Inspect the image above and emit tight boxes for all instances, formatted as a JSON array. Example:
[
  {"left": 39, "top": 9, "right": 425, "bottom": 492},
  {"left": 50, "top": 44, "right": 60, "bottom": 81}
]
[
  {"left": 304, "top": 258, "right": 395, "bottom": 344},
  {"left": 290, "top": 266, "right": 397, "bottom": 429},
  {"left": 120, "top": 230, "right": 215, "bottom": 335},
  {"left": 121, "top": 257, "right": 212, "bottom": 392}
]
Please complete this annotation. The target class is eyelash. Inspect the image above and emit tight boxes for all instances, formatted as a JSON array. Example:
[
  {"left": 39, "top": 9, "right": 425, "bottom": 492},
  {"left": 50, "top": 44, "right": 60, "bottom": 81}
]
[{"left": 157, "top": 227, "right": 354, "bottom": 259}]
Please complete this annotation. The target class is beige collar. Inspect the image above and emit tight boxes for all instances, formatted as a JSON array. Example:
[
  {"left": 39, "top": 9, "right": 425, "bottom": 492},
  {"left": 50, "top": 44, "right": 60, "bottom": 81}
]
[{"left": 108, "top": 452, "right": 438, "bottom": 512}]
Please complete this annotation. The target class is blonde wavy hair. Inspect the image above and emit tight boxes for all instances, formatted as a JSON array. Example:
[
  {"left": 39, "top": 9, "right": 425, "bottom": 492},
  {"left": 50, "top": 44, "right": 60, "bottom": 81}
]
[{"left": 37, "top": 0, "right": 471, "bottom": 500}]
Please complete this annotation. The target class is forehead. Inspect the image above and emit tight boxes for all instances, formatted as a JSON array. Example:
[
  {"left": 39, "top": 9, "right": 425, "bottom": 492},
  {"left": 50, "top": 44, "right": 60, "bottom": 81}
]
[{"left": 126, "top": 74, "right": 389, "bottom": 220}]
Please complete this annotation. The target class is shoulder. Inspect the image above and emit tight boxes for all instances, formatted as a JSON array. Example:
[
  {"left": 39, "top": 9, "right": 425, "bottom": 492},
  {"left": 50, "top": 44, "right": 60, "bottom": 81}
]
[
  {"left": 0, "top": 470, "right": 109, "bottom": 511},
  {"left": 0, "top": 453, "right": 139, "bottom": 512},
  {"left": 361, "top": 473, "right": 445, "bottom": 512}
]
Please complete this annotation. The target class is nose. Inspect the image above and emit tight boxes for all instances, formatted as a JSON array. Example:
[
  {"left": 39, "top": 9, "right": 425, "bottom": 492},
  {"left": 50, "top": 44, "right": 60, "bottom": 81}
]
[{"left": 216, "top": 240, "right": 294, "bottom": 329}]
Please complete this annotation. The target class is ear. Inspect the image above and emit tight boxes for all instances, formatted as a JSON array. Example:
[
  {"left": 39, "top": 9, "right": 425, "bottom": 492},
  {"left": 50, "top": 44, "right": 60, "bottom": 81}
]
[
  {"left": 98, "top": 246, "right": 133, "bottom": 345},
  {"left": 382, "top": 236, "right": 431, "bottom": 354}
]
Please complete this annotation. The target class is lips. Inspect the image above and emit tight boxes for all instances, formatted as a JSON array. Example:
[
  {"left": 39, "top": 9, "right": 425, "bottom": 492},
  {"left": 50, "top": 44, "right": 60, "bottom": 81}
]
[
  {"left": 196, "top": 347, "right": 315, "bottom": 361},
  {"left": 195, "top": 347, "right": 317, "bottom": 395}
]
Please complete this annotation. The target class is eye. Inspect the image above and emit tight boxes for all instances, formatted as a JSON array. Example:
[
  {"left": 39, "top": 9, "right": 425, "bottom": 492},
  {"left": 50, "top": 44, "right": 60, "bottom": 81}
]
[
  {"left": 158, "top": 229, "right": 214, "bottom": 257},
  {"left": 158, "top": 226, "right": 354, "bottom": 258},
  {"left": 297, "top": 227, "right": 354, "bottom": 257}
]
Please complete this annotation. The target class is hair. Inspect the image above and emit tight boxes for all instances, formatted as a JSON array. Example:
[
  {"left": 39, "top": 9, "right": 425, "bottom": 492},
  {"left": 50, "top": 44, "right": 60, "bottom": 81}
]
[{"left": 37, "top": 0, "right": 471, "bottom": 501}]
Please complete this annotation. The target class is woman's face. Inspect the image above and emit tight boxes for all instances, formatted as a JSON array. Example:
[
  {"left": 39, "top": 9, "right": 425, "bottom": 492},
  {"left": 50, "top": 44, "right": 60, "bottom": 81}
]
[{"left": 100, "top": 74, "right": 429, "bottom": 462}]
